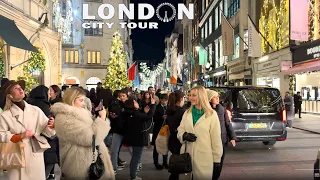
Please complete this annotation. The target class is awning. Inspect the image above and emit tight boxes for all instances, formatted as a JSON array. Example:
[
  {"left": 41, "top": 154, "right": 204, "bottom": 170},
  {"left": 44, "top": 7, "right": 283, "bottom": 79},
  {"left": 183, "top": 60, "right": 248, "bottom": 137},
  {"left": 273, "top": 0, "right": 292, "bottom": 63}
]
[
  {"left": 281, "top": 59, "right": 320, "bottom": 74},
  {"left": 0, "top": 15, "right": 38, "bottom": 52}
]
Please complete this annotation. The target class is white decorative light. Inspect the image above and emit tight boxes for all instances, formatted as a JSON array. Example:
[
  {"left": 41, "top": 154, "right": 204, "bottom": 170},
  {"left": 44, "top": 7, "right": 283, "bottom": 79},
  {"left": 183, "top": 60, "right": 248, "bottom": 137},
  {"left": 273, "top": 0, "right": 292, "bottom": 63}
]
[
  {"left": 53, "top": 0, "right": 73, "bottom": 43},
  {"left": 139, "top": 63, "right": 164, "bottom": 87}
]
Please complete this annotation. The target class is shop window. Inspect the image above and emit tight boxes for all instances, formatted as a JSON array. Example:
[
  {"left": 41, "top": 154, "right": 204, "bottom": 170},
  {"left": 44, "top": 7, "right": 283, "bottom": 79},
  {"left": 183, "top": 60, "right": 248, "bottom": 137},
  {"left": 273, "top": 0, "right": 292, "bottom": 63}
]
[
  {"left": 65, "top": 50, "right": 79, "bottom": 64},
  {"left": 87, "top": 51, "right": 101, "bottom": 64},
  {"left": 228, "top": 0, "right": 240, "bottom": 18}
]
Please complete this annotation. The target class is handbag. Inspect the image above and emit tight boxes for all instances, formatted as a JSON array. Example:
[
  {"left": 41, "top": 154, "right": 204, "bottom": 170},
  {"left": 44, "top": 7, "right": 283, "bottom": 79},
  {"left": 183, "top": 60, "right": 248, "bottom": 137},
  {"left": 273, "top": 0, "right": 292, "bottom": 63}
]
[
  {"left": 156, "top": 120, "right": 170, "bottom": 155},
  {"left": 88, "top": 135, "right": 105, "bottom": 179},
  {"left": 14, "top": 114, "right": 51, "bottom": 153},
  {"left": 0, "top": 141, "right": 26, "bottom": 170},
  {"left": 168, "top": 142, "right": 192, "bottom": 174}
]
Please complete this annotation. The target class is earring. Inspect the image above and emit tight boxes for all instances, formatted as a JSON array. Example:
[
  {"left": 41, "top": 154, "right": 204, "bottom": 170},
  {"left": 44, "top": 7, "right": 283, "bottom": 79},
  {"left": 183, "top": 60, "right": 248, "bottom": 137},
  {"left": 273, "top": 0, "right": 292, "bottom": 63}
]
[{"left": 9, "top": 95, "right": 13, "bottom": 99}]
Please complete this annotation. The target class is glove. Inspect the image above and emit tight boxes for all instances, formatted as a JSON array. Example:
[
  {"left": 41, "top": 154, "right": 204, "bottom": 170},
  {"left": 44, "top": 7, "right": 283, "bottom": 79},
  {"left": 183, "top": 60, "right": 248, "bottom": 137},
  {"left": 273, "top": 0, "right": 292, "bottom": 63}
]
[
  {"left": 213, "top": 163, "right": 221, "bottom": 171},
  {"left": 183, "top": 132, "right": 197, "bottom": 142}
]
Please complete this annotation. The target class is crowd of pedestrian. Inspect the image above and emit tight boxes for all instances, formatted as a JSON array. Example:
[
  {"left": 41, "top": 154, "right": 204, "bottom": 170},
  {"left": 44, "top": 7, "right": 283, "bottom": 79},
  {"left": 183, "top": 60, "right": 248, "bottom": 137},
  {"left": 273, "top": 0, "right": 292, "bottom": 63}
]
[{"left": 0, "top": 78, "right": 239, "bottom": 180}]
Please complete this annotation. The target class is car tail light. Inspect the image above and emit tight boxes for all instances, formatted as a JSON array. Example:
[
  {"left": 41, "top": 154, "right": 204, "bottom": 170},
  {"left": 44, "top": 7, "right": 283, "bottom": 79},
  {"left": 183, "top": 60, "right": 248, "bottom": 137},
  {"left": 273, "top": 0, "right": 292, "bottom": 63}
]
[
  {"left": 282, "top": 110, "right": 287, "bottom": 122},
  {"left": 226, "top": 109, "right": 232, "bottom": 121},
  {"left": 277, "top": 137, "right": 286, "bottom": 141}
]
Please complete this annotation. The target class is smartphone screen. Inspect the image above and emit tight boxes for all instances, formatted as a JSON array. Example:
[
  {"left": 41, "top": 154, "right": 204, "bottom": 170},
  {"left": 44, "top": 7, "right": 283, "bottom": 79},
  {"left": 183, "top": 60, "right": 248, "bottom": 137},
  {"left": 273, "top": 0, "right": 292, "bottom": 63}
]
[{"left": 99, "top": 99, "right": 103, "bottom": 111}]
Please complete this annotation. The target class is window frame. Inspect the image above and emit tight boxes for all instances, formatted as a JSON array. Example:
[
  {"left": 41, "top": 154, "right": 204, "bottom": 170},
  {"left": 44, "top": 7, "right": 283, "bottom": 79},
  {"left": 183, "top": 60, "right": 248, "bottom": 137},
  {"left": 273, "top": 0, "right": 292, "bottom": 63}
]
[
  {"left": 87, "top": 51, "right": 101, "bottom": 64},
  {"left": 65, "top": 49, "right": 79, "bottom": 64}
]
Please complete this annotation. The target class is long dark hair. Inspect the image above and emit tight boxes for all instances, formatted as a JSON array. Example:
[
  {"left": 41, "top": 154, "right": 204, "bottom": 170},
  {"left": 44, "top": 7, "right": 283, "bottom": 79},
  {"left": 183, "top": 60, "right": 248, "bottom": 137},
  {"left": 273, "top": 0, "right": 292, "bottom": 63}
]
[
  {"left": 167, "top": 90, "right": 184, "bottom": 113},
  {"left": 50, "top": 85, "right": 61, "bottom": 99}
]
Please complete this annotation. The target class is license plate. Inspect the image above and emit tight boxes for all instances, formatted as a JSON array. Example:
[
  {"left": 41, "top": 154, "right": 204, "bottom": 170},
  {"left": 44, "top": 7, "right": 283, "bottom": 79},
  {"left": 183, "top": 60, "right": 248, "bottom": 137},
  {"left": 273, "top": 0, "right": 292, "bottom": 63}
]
[{"left": 247, "top": 123, "right": 267, "bottom": 129}]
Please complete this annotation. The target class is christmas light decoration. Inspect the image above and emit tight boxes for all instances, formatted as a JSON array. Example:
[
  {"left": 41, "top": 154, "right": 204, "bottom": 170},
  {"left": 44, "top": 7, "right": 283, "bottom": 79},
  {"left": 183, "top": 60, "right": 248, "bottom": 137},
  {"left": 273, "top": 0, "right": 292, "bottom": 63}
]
[
  {"left": 53, "top": 0, "right": 73, "bottom": 43},
  {"left": 103, "top": 31, "right": 131, "bottom": 91},
  {"left": 0, "top": 49, "right": 4, "bottom": 78},
  {"left": 19, "top": 47, "right": 46, "bottom": 92},
  {"left": 139, "top": 63, "right": 164, "bottom": 86},
  {"left": 259, "top": 0, "right": 289, "bottom": 54}
]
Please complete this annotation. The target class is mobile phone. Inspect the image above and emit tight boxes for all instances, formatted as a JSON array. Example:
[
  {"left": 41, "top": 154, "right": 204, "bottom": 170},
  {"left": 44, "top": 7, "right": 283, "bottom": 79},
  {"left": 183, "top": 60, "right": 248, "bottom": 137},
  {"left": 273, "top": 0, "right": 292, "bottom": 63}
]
[{"left": 99, "top": 99, "right": 103, "bottom": 111}]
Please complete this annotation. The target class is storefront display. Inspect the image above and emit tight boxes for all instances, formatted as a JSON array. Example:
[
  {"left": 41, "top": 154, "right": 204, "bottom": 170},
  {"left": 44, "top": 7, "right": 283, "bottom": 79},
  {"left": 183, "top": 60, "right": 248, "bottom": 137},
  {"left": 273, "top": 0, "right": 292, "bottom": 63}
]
[{"left": 253, "top": 47, "right": 291, "bottom": 97}]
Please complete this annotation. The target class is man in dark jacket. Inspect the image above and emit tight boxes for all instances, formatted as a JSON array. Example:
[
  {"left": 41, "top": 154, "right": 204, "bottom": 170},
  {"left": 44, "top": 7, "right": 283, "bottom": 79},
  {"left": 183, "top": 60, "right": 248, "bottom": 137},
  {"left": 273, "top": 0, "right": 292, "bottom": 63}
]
[
  {"left": 207, "top": 90, "right": 237, "bottom": 180},
  {"left": 29, "top": 85, "right": 58, "bottom": 180},
  {"left": 152, "top": 94, "right": 169, "bottom": 170},
  {"left": 109, "top": 89, "right": 127, "bottom": 172},
  {"left": 295, "top": 91, "right": 302, "bottom": 118}
]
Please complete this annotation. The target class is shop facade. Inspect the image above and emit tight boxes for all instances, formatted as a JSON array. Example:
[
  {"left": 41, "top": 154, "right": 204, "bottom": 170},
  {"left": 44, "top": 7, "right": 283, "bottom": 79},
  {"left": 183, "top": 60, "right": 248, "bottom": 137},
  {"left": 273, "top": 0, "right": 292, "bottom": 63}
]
[
  {"left": 283, "top": 39, "right": 320, "bottom": 114},
  {"left": 227, "top": 52, "right": 252, "bottom": 86},
  {"left": 253, "top": 47, "right": 292, "bottom": 97}
]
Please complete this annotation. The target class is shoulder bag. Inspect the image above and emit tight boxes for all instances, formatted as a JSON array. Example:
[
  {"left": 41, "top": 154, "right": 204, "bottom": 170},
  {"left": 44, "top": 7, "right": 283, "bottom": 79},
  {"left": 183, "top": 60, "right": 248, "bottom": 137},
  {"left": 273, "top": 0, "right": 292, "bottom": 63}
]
[
  {"left": 88, "top": 135, "right": 105, "bottom": 179},
  {"left": 168, "top": 142, "right": 192, "bottom": 174},
  {"left": 14, "top": 113, "right": 51, "bottom": 153}
]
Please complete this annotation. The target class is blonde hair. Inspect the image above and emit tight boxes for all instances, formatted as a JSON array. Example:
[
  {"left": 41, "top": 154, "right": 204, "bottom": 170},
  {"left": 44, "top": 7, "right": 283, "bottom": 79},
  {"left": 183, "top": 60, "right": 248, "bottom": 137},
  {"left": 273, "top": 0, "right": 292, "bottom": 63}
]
[
  {"left": 187, "top": 86, "right": 214, "bottom": 117},
  {"left": 62, "top": 87, "right": 86, "bottom": 106},
  {"left": 3, "top": 96, "right": 13, "bottom": 111}
]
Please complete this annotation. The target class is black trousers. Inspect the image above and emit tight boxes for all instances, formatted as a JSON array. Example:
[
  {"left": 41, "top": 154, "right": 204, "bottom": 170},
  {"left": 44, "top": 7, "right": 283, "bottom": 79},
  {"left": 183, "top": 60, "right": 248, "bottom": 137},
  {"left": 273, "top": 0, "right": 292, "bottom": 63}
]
[
  {"left": 212, "top": 146, "right": 226, "bottom": 180},
  {"left": 153, "top": 145, "right": 168, "bottom": 165},
  {"left": 296, "top": 105, "right": 302, "bottom": 118},
  {"left": 169, "top": 148, "right": 180, "bottom": 180}
]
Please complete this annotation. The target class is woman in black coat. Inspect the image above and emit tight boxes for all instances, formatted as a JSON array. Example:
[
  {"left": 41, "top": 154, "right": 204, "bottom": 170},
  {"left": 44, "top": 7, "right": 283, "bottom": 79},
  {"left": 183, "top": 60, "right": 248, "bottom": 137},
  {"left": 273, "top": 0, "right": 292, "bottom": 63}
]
[
  {"left": 166, "top": 90, "right": 185, "bottom": 180},
  {"left": 207, "top": 89, "right": 237, "bottom": 180},
  {"left": 29, "top": 85, "right": 59, "bottom": 180},
  {"left": 122, "top": 98, "right": 156, "bottom": 180},
  {"left": 151, "top": 94, "right": 169, "bottom": 170}
]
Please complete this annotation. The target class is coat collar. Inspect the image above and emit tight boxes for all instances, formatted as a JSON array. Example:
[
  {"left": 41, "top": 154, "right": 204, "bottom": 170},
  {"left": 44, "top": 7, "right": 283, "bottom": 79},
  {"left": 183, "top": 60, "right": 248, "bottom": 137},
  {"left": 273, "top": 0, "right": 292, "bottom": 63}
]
[{"left": 9, "top": 101, "right": 30, "bottom": 117}]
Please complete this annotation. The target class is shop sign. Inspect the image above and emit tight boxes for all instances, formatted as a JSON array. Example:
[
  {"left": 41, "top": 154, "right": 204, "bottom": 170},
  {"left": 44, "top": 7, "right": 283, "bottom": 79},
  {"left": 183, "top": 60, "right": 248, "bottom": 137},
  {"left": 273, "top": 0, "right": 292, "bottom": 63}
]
[
  {"left": 292, "top": 39, "right": 320, "bottom": 64},
  {"left": 257, "top": 58, "right": 279, "bottom": 72}
]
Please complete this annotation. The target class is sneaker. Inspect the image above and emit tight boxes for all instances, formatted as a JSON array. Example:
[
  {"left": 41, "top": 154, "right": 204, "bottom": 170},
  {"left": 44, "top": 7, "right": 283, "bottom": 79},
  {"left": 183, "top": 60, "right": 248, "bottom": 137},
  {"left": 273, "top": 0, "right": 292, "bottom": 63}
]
[
  {"left": 3, "top": 170, "right": 7, "bottom": 173},
  {"left": 136, "top": 163, "right": 142, "bottom": 172},
  {"left": 118, "top": 161, "right": 125, "bottom": 168},
  {"left": 114, "top": 170, "right": 117, "bottom": 175},
  {"left": 154, "top": 164, "right": 163, "bottom": 170},
  {"left": 119, "top": 158, "right": 127, "bottom": 164},
  {"left": 162, "top": 164, "right": 169, "bottom": 169},
  {"left": 130, "top": 176, "right": 142, "bottom": 180},
  {"left": 47, "top": 174, "right": 55, "bottom": 180},
  {"left": 117, "top": 167, "right": 124, "bottom": 171}
]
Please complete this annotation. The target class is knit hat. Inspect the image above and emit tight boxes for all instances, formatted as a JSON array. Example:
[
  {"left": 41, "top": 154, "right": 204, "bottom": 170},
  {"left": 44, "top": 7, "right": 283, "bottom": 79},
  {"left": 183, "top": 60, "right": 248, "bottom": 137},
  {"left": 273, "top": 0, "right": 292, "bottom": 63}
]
[{"left": 206, "top": 89, "right": 219, "bottom": 101}]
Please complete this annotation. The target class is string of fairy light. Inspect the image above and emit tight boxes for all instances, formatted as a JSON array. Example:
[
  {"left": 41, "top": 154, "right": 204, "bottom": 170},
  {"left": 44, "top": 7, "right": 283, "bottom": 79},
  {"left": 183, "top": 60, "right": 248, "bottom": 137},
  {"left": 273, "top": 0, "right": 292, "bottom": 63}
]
[
  {"left": 53, "top": 0, "right": 73, "bottom": 43},
  {"left": 139, "top": 62, "right": 164, "bottom": 85}
]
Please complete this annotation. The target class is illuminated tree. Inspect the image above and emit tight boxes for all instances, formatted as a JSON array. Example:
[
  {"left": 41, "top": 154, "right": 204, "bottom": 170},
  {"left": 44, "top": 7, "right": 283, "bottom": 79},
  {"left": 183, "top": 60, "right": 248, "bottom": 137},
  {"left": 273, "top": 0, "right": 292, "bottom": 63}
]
[
  {"left": 103, "top": 31, "right": 131, "bottom": 91},
  {"left": 0, "top": 49, "right": 5, "bottom": 78},
  {"left": 18, "top": 48, "right": 46, "bottom": 92}
]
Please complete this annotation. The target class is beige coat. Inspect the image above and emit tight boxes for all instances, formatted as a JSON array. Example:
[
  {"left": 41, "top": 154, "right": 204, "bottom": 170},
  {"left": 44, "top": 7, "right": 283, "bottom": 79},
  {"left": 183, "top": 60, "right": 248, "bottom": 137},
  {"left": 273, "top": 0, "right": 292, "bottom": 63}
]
[
  {"left": 0, "top": 102, "right": 56, "bottom": 180},
  {"left": 177, "top": 110, "right": 223, "bottom": 180},
  {"left": 51, "top": 103, "right": 115, "bottom": 180}
]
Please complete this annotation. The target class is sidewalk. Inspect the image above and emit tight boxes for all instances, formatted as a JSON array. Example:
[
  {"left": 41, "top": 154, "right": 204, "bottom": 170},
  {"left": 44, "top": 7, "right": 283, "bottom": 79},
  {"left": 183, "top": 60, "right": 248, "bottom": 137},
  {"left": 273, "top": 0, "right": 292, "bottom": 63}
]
[{"left": 292, "top": 113, "right": 320, "bottom": 134}]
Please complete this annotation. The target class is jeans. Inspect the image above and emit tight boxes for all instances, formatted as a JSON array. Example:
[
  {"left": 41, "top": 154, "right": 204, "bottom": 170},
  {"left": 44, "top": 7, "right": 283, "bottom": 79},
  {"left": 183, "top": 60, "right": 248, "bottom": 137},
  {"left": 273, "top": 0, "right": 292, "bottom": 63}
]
[
  {"left": 45, "top": 164, "right": 55, "bottom": 178},
  {"left": 130, "top": 146, "right": 144, "bottom": 179},
  {"left": 110, "top": 133, "right": 123, "bottom": 170},
  {"left": 212, "top": 146, "right": 225, "bottom": 180},
  {"left": 153, "top": 145, "right": 168, "bottom": 165},
  {"left": 104, "top": 133, "right": 113, "bottom": 148}
]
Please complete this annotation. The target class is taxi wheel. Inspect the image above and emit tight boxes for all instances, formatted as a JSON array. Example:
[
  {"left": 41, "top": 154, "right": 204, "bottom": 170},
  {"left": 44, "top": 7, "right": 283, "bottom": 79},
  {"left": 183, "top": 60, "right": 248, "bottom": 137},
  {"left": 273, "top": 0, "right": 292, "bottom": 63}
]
[{"left": 262, "top": 141, "right": 276, "bottom": 146}]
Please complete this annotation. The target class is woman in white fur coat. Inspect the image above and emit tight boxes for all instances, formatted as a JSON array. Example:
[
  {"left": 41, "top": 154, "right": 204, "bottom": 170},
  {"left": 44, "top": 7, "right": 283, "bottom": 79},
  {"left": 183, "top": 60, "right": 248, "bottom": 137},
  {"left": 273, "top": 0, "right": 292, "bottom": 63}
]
[{"left": 51, "top": 87, "right": 115, "bottom": 180}]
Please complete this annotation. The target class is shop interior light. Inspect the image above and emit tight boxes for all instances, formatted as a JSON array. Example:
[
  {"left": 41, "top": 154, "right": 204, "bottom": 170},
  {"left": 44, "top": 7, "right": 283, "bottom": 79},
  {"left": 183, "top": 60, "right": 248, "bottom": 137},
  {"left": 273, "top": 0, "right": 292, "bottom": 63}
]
[{"left": 259, "top": 56, "right": 269, "bottom": 62}]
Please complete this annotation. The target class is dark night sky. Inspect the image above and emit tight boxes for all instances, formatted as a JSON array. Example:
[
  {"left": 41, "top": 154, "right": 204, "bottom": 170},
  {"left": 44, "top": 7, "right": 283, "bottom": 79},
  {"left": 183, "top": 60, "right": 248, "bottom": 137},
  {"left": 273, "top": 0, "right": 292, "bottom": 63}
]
[{"left": 130, "top": 0, "right": 183, "bottom": 65}]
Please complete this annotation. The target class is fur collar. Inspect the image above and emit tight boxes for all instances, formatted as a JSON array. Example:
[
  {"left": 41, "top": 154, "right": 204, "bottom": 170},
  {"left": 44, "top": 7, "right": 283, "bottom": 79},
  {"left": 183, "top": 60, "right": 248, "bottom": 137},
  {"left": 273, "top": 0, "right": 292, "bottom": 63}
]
[{"left": 51, "top": 102, "right": 92, "bottom": 122}]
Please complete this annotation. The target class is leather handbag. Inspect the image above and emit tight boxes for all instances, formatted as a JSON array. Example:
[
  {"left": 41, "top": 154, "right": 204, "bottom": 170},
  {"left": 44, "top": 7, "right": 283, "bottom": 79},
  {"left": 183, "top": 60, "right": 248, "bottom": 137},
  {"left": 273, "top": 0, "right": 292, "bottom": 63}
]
[
  {"left": 88, "top": 135, "right": 105, "bottom": 179},
  {"left": 168, "top": 142, "right": 192, "bottom": 174}
]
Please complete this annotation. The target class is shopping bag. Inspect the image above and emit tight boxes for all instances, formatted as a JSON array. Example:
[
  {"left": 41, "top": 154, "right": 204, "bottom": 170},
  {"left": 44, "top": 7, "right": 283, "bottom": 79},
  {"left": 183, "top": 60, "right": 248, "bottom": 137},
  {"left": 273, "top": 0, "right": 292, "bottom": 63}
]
[
  {"left": 155, "top": 125, "right": 170, "bottom": 155},
  {"left": 0, "top": 142, "right": 26, "bottom": 170},
  {"left": 30, "top": 135, "right": 51, "bottom": 153}
]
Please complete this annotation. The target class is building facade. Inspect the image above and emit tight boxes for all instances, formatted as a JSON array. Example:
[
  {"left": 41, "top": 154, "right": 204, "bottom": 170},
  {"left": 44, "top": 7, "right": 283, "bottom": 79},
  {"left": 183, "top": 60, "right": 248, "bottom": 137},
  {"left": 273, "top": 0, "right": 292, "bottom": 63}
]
[
  {"left": 61, "top": 0, "right": 133, "bottom": 89},
  {"left": 0, "top": 0, "right": 62, "bottom": 87}
]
